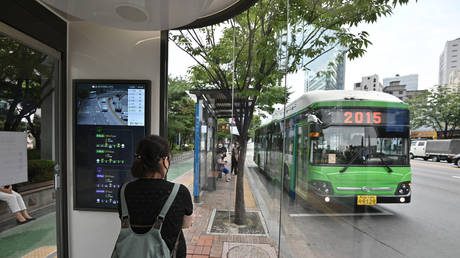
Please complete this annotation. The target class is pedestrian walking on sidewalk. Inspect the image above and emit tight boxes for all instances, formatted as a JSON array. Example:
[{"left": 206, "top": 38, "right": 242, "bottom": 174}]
[
  {"left": 231, "top": 142, "right": 239, "bottom": 175},
  {"left": 115, "top": 135, "right": 193, "bottom": 258}
]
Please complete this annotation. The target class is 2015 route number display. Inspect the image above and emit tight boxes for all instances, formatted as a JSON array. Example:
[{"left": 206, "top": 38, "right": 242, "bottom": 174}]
[{"left": 343, "top": 111, "right": 382, "bottom": 124}]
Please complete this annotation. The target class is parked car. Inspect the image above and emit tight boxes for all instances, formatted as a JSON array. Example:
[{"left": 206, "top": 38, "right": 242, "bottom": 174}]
[
  {"left": 448, "top": 153, "right": 460, "bottom": 167},
  {"left": 410, "top": 139, "right": 460, "bottom": 162}
]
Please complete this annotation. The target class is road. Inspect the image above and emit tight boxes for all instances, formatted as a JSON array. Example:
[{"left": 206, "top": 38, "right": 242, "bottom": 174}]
[
  {"left": 245, "top": 144, "right": 460, "bottom": 258},
  {"left": 77, "top": 94, "right": 127, "bottom": 126}
]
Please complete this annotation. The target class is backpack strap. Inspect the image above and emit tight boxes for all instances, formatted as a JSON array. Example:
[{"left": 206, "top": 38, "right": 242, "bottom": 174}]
[
  {"left": 153, "top": 183, "right": 180, "bottom": 229},
  {"left": 120, "top": 182, "right": 129, "bottom": 219}
]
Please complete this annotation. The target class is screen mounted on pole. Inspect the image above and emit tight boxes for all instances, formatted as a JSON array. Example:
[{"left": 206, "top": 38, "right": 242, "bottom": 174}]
[{"left": 74, "top": 80, "right": 150, "bottom": 211}]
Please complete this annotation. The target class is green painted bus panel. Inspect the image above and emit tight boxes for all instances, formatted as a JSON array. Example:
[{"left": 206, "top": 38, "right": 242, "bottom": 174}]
[
  {"left": 307, "top": 166, "right": 411, "bottom": 196},
  {"left": 311, "top": 100, "right": 409, "bottom": 110}
]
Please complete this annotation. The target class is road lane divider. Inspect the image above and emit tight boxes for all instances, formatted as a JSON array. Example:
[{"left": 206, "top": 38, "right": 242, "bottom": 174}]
[
  {"left": 289, "top": 212, "right": 393, "bottom": 217},
  {"left": 411, "top": 160, "right": 459, "bottom": 170}
]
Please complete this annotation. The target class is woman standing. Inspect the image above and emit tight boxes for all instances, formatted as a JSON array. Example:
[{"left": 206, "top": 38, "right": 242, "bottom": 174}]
[{"left": 116, "top": 135, "right": 193, "bottom": 257}]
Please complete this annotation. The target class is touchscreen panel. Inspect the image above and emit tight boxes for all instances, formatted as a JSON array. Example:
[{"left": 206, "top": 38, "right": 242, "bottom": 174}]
[{"left": 74, "top": 80, "right": 149, "bottom": 211}]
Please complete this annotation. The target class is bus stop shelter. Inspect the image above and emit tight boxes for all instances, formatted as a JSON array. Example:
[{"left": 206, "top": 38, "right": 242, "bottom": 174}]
[{"left": 189, "top": 89, "right": 252, "bottom": 202}]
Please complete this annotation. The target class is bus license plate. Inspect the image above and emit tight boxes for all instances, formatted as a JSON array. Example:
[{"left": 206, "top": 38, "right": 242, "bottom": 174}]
[{"left": 357, "top": 195, "right": 377, "bottom": 205}]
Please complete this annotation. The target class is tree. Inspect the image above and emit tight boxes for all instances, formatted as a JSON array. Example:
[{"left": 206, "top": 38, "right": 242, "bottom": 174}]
[
  {"left": 217, "top": 118, "right": 231, "bottom": 142},
  {"left": 172, "top": 0, "right": 410, "bottom": 224},
  {"left": 168, "top": 76, "right": 195, "bottom": 151},
  {"left": 248, "top": 114, "right": 261, "bottom": 140},
  {"left": 0, "top": 35, "right": 55, "bottom": 136},
  {"left": 408, "top": 85, "right": 460, "bottom": 139}
]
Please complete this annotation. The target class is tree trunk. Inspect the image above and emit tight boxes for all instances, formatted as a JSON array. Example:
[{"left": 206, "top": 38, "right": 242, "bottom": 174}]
[{"left": 234, "top": 136, "right": 247, "bottom": 225}]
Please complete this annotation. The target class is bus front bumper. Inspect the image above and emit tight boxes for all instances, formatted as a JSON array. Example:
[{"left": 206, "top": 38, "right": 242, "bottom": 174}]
[{"left": 311, "top": 189, "right": 412, "bottom": 204}]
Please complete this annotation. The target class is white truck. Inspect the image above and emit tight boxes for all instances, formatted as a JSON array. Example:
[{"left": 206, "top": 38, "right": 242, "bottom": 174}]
[{"left": 410, "top": 139, "right": 460, "bottom": 162}]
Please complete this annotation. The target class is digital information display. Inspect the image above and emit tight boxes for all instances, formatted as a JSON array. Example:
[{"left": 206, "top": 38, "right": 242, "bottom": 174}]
[
  {"left": 319, "top": 108, "right": 409, "bottom": 126},
  {"left": 74, "top": 80, "right": 150, "bottom": 211}
]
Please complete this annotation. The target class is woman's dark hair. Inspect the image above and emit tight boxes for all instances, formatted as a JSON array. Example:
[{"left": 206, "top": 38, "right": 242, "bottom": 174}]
[{"left": 131, "top": 135, "right": 170, "bottom": 178}]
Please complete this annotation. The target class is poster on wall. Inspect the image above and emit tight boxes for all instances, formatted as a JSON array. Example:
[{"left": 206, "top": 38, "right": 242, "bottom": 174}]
[
  {"left": 74, "top": 80, "right": 150, "bottom": 211},
  {"left": 0, "top": 131, "right": 28, "bottom": 186}
]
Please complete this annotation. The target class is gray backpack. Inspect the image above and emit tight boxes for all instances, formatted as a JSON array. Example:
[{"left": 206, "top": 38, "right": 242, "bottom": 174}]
[{"left": 111, "top": 183, "right": 181, "bottom": 258}]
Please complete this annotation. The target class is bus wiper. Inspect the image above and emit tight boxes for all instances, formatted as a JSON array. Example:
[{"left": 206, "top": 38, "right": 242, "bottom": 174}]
[
  {"left": 340, "top": 151, "right": 360, "bottom": 173},
  {"left": 375, "top": 153, "right": 393, "bottom": 173}
]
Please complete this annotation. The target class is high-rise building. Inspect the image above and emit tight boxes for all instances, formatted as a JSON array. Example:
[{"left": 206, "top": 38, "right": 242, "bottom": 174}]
[
  {"left": 383, "top": 74, "right": 418, "bottom": 91},
  {"left": 354, "top": 74, "right": 383, "bottom": 92},
  {"left": 438, "top": 38, "right": 460, "bottom": 86},
  {"left": 303, "top": 47, "right": 345, "bottom": 92}
]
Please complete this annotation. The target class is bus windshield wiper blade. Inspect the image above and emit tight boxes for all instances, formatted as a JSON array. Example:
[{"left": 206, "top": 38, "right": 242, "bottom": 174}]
[
  {"left": 376, "top": 153, "right": 393, "bottom": 173},
  {"left": 340, "top": 152, "right": 360, "bottom": 173}
]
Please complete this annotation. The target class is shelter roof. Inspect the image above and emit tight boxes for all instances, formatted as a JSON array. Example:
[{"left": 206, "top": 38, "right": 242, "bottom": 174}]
[{"left": 189, "top": 89, "right": 253, "bottom": 119}]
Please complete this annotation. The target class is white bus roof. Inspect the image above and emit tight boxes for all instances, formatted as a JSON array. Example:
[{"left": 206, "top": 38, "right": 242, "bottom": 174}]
[{"left": 270, "top": 90, "right": 404, "bottom": 122}]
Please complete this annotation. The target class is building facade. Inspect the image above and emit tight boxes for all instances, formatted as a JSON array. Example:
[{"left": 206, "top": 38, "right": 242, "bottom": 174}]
[
  {"left": 303, "top": 47, "right": 346, "bottom": 92},
  {"left": 447, "top": 69, "right": 460, "bottom": 92},
  {"left": 354, "top": 74, "right": 383, "bottom": 92},
  {"left": 383, "top": 74, "right": 418, "bottom": 91},
  {"left": 439, "top": 38, "right": 460, "bottom": 86},
  {"left": 383, "top": 80, "right": 426, "bottom": 101}
]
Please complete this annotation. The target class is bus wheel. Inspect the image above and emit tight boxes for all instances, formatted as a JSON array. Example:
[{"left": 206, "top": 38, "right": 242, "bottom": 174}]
[{"left": 283, "top": 165, "right": 290, "bottom": 193}]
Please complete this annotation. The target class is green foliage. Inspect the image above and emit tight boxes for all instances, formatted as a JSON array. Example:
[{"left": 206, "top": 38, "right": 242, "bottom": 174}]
[
  {"left": 27, "top": 159, "right": 56, "bottom": 183},
  {"left": 249, "top": 114, "right": 262, "bottom": 140},
  {"left": 27, "top": 148, "right": 41, "bottom": 160},
  {"left": 407, "top": 85, "right": 460, "bottom": 138},
  {"left": 168, "top": 76, "right": 195, "bottom": 152},
  {"left": 217, "top": 118, "right": 231, "bottom": 141},
  {"left": 0, "top": 35, "right": 55, "bottom": 132}
]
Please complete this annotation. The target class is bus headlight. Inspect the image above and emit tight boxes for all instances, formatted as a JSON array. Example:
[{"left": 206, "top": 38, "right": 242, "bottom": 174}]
[
  {"left": 395, "top": 181, "right": 411, "bottom": 195},
  {"left": 310, "top": 180, "right": 334, "bottom": 196}
]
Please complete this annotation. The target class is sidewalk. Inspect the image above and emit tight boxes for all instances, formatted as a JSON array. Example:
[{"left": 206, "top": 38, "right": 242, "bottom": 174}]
[{"left": 174, "top": 157, "right": 278, "bottom": 258}]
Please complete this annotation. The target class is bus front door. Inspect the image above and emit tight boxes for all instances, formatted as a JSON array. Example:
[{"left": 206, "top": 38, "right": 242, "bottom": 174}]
[{"left": 295, "top": 124, "right": 309, "bottom": 199}]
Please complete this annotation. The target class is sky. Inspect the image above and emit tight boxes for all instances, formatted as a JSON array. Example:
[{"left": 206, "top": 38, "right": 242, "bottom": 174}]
[
  {"left": 344, "top": 0, "right": 460, "bottom": 91},
  {"left": 169, "top": 0, "right": 460, "bottom": 97}
]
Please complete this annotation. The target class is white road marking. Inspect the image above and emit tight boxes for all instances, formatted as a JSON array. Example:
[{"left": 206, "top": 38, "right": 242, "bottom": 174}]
[
  {"left": 289, "top": 211, "right": 393, "bottom": 217},
  {"left": 452, "top": 176, "right": 460, "bottom": 179}
]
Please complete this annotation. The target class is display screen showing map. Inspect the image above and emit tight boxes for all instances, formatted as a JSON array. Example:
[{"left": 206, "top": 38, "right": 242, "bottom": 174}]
[{"left": 74, "top": 80, "right": 150, "bottom": 211}]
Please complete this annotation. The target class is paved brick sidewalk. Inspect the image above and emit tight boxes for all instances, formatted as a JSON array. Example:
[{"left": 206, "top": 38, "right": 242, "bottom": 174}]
[{"left": 175, "top": 159, "right": 278, "bottom": 258}]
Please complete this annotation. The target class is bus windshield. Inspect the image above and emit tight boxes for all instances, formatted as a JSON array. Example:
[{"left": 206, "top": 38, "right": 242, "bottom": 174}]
[{"left": 311, "top": 125, "right": 410, "bottom": 166}]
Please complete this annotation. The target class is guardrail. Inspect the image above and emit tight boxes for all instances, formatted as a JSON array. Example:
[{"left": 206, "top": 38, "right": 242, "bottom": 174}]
[{"left": 171, "top": 150, "right": 194, "bottom": 164}]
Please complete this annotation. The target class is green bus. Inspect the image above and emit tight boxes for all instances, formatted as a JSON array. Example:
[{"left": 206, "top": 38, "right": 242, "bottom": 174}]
[{"left": 254, "top": 90, "right": 411, "bottom": 206}]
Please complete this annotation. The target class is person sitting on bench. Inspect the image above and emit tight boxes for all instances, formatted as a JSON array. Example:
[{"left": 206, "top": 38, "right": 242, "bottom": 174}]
[{"left": 0, "top": 185, "right": 35, "bottom": 224}]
